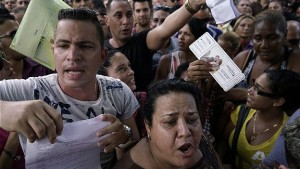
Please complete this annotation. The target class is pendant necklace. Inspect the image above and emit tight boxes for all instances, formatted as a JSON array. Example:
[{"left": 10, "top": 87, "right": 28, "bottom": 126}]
[{"left": 251, "top": 113, "right": 280, "bottom": 142}]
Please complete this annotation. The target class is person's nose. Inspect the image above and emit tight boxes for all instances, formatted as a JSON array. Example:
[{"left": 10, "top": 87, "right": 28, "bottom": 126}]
[
  {"left": 177, "top": 119, "right": 192, "bottom": 138},
  {"left": 260, "top": 39, "right": 269, "bottom": 48},
  {"left": 122, "top": 15, "right": 131, "bottom": 25},
  {"left": 128, "top": 67, "right": 134, "bottom": 76},
  {"left": 67, "top": 46, "right": 81, "bottom": 61}
]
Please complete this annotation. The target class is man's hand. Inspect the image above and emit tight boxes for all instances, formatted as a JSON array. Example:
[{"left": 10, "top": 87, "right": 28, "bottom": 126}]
[
  {"left": 186, "top": 60, "right": 212, "bottom": 82},
  {"left": 0, "top": 100, "right": 63, "bottom": 144},
  {"left": 96, "top": 114, "right": 129, "bottom": 153}
]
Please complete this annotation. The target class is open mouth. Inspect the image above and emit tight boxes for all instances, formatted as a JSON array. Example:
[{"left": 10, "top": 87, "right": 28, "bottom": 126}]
[
  {"left": 66, "top": 70, "right": 84, "bottom": 74},
  {"left": 178, "top": 143, "right": 192, "bottom": 153}
]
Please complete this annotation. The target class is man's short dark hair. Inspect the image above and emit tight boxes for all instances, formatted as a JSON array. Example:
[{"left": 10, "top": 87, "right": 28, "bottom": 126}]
[
  {"left": 57, "top": 8, "right": 104, "bottom": 47},
  {"left": 132, "top": 0, "right": 153, "bottom": 11}
]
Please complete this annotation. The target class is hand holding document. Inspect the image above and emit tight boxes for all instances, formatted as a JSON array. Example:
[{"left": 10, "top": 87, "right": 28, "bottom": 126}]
[
  {"left": 24, "top": 116, "right": 110, "bottom": 169},
  {"left": 206, "top": 0, "right": 240, "bottom": 24},
  {"left": 10, "top": 0, "right": 71, "bottom": 70},
  {"left": 189, "top": 32, "right": 245, "bottom": 92}
]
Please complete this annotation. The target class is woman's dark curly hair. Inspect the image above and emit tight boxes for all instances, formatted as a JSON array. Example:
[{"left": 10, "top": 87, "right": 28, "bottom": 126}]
[{"left": 265, "top": 69, "right": 300, "bottom": 114}]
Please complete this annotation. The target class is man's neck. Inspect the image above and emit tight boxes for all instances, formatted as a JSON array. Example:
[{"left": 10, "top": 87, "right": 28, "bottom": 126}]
[
  {"left": 58, "top": 79, "right": 100, "bottom": 101},
  {"left": 137, "top": 24, "right": 150, "bottom": 33}
]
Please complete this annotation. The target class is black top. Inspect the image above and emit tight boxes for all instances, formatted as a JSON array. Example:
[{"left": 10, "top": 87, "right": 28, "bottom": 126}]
[{"left": 104, "top": 30, "right": 155, "bottom": 91}]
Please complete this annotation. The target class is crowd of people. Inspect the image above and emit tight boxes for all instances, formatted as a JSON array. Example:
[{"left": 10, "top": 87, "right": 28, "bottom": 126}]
[{"left": 0, "top": 0, "right": 300, "bottom": 169}]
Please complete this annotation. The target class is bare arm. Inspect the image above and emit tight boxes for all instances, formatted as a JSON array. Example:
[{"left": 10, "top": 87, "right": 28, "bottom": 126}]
[
  {"left": 155, "top": 54, "right": 171, "bottom": 81},
  {"left": 146, "top": 0, "right": 206, "bottom": 50}
]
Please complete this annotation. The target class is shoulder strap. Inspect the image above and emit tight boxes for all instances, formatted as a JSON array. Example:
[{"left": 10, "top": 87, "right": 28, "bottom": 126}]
[
  {"left": 231, "top": 104, "right": 250, "bottom": 168},
  {"left": 241, "top": 50, "right": 253, "bottom": 71}
]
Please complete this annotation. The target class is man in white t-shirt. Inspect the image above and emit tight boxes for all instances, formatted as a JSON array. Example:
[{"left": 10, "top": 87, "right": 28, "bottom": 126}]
[{"left": 0, "top": 8, "right": 139, "bottom": 169}]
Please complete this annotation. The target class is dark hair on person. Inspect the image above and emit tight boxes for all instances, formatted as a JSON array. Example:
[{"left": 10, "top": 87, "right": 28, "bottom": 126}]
[
  {"left": 187, "top": 17, "right": 207, "bottom": 39},
  {"left": 144, "top": 78, "right": 203, "bottom": 126},
  {"left": 57, "top": 8, "right": 104, "bottom": 47},
  {"left": 94, "top": 0, "right": 106, "bottom": 16},
  {"left": 0, "top": 8, "right": 15, "bottom": 25},
  {"left": 174, "top": 62, "right": 190, "bottom": 78},
  {"left": 265, "top": 69, "right": 300, "bottom": 114},
  {"left": 252, "top": 10, "right": 287, "bottom": 36},
  {"left": 133, "top": 0, "right": 153, "bottom": 11},
  {"left": 98, "top": 49, "right": 121, "bottom": 75},
  {"left": 106, "top": 0, "right": 130, "bottom": 14},
  {"left": 282, "top": 116, "right": 300, "bottom": 168}
]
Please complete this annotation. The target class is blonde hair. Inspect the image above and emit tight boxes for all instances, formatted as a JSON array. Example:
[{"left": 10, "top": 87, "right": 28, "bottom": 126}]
[{"left": 232, "top": 14, "right": 254, "bottom": 32}]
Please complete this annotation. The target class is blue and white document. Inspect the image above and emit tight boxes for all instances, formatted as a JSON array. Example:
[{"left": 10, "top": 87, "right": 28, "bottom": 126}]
[
  {"left": 189, "top": 32, "right": 245, "bottom": 92},
  {"left": 24, "top": 116, "right": 109, "bottom": 169}
]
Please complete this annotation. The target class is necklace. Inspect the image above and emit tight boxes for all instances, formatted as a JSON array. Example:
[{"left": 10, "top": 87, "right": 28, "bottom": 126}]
[{"left": 251, "top": 113, "right": 279, "bottom": 142}]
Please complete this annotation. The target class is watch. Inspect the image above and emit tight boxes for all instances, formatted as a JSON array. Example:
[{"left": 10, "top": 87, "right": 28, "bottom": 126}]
[{"left": 123, "top": 125, "right": 132, "bottom": 139}]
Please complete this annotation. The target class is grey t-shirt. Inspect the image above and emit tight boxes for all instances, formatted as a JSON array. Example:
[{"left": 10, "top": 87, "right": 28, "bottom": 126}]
[{"left": 0, "top": 74, "right": 139, "bottom": 168}]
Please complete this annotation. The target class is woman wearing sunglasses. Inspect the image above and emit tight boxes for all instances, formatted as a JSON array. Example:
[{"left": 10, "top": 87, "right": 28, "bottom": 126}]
[{"left": 224, "top": 69, "right": 300, "bottom": 169}]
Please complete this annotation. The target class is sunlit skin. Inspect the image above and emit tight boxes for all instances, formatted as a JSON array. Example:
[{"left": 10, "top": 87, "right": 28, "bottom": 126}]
[
  {"left": 106, "top": 52, "right": 136, "bottom": 91},
  {"left": 268, "top": 1, "right": 283, "bottom": 12},
  {"left": 133, "top": 1, "right": 151, "bottom": 28},
  {"left": 16, "top": 0, "right": 29, "bottom": 7},
  {"left": 52, "top": 20, "right": 106, "bottom": 101},
  {"left": 178, "top": 24, "right": 196, "bottom": 51},
  {"left": 236, "top": 0, "right": 251, "bottom": 15},
  {"left": 72, "top": 0, "right": 93, "bottom": 9},
  {"left": 235, "top": 18, "right": 253, "bottom": 39},
  {"left": 146, "top": 92, "right": 202, "bottom": 169},
  {"left": 4, "top": 0, "right": 16, "bottom": 11},
  {"left": 252, "top": 21, "right": 285, "bottom": 61},
  {"left": 151, "top": 10, "right": 169, "bottom": 29},
  {"left": 106, "top": 0, "right": 133, "bottom": 47},
  {"left": 246, "top": 73, "right": 274, "bottom": 109}
]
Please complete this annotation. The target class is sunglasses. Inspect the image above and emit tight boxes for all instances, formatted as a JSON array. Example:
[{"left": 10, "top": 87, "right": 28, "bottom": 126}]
[
  {"left": 251, "top": 83, "right": 276, "bottom": 98},
  {"left": 153, "top": 5, "right": 171, "bottom": 12},
  {"left": 0, "top": 30, "right": 17, "bottom": 40}
]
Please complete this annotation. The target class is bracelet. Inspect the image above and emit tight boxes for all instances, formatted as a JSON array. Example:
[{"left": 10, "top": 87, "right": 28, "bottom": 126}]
[
  {"left": 184, "top": 0, "right": 198, "bottom": 14},
  {"left": 2, "top": 149, "right": 21, "bottom": 161}
]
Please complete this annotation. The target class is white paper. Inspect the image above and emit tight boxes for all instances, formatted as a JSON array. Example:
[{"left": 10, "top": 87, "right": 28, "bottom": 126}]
[
  {"left": 25, "top": 116, "right": 110, "bottom": 169},
  {"left": 206, "top": 0, "right": 240, "bottom": 24},
  {"left": 189, "top": 32, "right": 245, "bottom": 92}
]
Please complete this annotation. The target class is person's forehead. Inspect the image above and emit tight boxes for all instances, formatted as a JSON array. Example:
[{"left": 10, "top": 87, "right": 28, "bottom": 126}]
[
  {"left": 134, "top": 1, "right": 150, "bottom": 9},
  {"left": 110, "top": 1, "right": 132, "bottom": 12},
  {"left": 153, "top": 10, "right": 168, "bottom": 18},
  {"left": 238, "top": 0, "right": 249, "bottom": 5},
  {"left": 55, "top": 20, "right": 99, "bottom": 38}
]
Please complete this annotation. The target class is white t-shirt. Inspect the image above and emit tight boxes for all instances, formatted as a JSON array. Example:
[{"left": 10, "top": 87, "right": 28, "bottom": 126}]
[{"left": 0, "top": 74, "right": 139, "bottom": 168}]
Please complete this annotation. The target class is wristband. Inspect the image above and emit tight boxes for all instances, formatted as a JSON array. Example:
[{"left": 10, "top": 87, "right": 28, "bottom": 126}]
[
  {"left": 3, "top": 149, "right": 21, "bottom": 161},
  {"left": 185, "top": 0, "right": 198, "bottom": 14}
]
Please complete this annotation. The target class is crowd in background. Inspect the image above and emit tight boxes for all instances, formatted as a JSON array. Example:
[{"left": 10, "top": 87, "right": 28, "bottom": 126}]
[{"left": 1, "top": 0, "right": 300, "bottom": 169}]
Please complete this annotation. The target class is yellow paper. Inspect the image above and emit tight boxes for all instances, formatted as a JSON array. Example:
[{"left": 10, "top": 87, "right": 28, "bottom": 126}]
[{"left": 10, "top": 0, "right": 71, "bottom": 70}]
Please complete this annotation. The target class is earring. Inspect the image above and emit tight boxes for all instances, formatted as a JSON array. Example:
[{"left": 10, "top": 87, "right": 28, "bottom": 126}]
[{"left": 147, "top": 133, "right": 151, "bottom": 140}]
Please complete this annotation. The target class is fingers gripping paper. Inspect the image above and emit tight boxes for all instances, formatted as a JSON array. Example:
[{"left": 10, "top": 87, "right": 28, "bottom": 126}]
[
  {"left": 189, "top": 32, "right": 245, "bottom": 92},
  {"left": 10, "top": 0, "right": 71, "bottom": 70}
]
